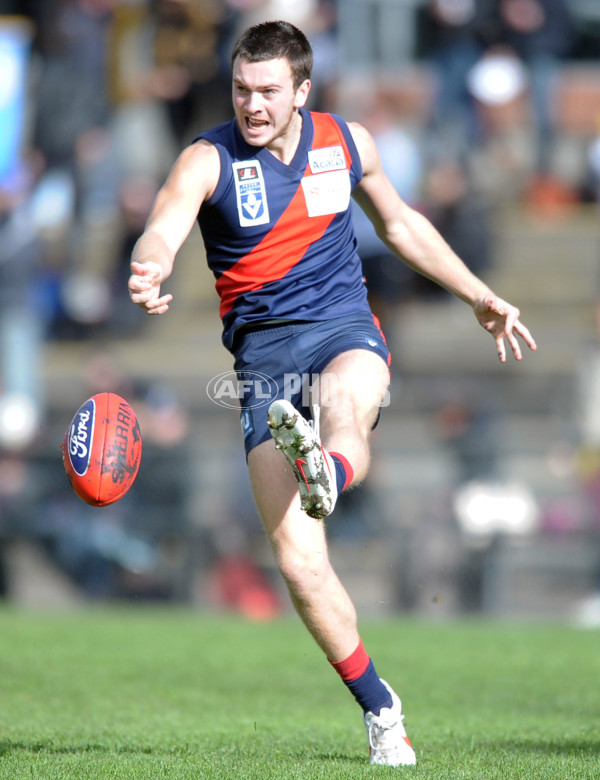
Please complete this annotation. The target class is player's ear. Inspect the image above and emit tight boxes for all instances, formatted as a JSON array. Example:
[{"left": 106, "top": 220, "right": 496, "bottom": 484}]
[{"left": 294, "top": 79, "right": 311, "bottom": 109}]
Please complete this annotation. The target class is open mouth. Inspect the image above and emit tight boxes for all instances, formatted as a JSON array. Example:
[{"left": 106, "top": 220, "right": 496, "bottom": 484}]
[{"left": 246, "top": 117, "right": 269, "bottom": 131}]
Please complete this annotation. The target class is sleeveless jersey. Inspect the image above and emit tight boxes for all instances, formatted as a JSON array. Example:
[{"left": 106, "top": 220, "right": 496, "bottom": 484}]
[{"left": 195, "top": 108, "right": 372, "bottom": 352}]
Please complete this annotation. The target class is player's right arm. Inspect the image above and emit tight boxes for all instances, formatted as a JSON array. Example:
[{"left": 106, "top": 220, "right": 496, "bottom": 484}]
[{"left": 128, "top": 139, "right": 220, "bottom": 315}]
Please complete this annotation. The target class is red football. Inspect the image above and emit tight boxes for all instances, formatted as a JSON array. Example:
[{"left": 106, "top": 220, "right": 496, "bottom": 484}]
[{"left": 61, "top": 392, "right": 142, "bottom": 507}]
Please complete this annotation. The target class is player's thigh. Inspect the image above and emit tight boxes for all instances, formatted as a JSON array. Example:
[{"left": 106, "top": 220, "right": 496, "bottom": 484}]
[
  {"left": 248, "top": 440, "right": 329, "bottom": 561},
  {"left": 316, "top": 349, "right": 390, "bottom": 433}
]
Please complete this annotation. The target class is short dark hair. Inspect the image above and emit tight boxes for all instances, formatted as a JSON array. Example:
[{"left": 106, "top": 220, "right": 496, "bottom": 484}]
[{"left": 231, "top": 20, "right": 313, "bottom": 90}]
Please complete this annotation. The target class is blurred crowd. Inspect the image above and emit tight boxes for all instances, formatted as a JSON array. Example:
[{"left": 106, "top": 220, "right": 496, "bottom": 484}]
[
  {"left": 1, "top": 0, "right": 599, "bottom": 447},
  {"left": 354, "top": 0, "right": 600, "bottom": 335},
  {"left": 1, "top": 0, "right": 600, "bottom": 608}
]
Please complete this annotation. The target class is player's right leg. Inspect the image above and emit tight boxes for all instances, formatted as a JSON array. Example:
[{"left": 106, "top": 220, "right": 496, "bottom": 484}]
[
  {"left": 247, "top": 438, "right": 417, "bottom": 766},
  {"left": 248, "top": 438, "right": 360, "bottom": 661}
]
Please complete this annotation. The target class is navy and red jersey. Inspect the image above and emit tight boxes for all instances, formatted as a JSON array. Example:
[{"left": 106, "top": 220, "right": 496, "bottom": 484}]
[{"left": 194, "top": 108, "right": 373, "bottom": 352}]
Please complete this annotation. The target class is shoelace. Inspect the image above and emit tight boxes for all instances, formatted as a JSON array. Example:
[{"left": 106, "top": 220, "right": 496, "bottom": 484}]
[{"left": 310, "top": 403, "right": 321, "bottom": 439}]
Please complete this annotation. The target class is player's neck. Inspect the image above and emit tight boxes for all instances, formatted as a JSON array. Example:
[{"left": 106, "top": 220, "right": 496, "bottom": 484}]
[{"left": 266, "top": 109, "right": 304, "bottom": 166}]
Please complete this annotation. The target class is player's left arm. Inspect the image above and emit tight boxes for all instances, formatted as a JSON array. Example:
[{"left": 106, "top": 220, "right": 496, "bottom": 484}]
[{"left": 350, "top": 121, "right": 537, "bottom": 362}]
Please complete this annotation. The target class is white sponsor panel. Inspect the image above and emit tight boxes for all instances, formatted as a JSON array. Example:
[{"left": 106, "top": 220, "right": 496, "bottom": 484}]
[{"left": 301, "top": 169, "right": 351, "bottom": 217}]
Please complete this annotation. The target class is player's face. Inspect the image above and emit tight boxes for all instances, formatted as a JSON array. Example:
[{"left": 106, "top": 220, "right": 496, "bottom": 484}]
[{"left": 232, "top": 57, "right": 310, "bottom": 151}]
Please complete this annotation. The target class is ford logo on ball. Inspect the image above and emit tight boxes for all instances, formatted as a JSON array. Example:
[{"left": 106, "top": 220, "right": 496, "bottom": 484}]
[{"left": 68, "top": 397, "right": 95, "bottom": 475}]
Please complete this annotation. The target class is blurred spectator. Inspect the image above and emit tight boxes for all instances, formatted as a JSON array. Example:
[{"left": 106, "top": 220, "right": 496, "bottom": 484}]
[
  {"left": 352, "top": 94, "right": 425, "bottom": 334},
  {"left": 0, "top": 180, "right": 46, "bottom": 450},
  {"left": 485, "top": 0, "right": 576, "bottom": 174},
  {"left": 417, "top": 158, "right": 493, "bottom": 298},
  {"left": 465, "top": 47, "right": 545, "bottom": 201},
  {"left": 30, "top": 0, "right": 121, "bottom": 336},
  {"left": 109, "top": 1, "right": 179, "bottom": 180},
  {"left": 421, "top": 0, "right": 488, "bottom": 159},
  {"left": 434, "top": 396, "right": 497, "bottom": 483},
  {"left": 422, "top": 0, "right": 577, "bottom": 189},
  {"left": 0, "top": 16, "right": 45, "bottom": 449},
  {"left": 302, "top": 0, "right": 338, "bottom": 112},
  {"left": 149, "top": 0, "right": 234, "bottom": 144},
  {"left": 32, "top": 0, "right": 114, "bottom": 169},
  {"left": 109, "top": 173, "right": 161, "bottom": 331},
  {"left": 206, "top": 552, "right": 283, "bottom": 620},
  {"left": 0, "top": 14, "right": 34, "bottom": 184},
  {"left": 433, "top": 394, "right": 539, "bottom": 611}
]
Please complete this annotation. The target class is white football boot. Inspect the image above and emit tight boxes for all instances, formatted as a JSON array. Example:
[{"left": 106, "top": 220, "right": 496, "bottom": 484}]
[
  {"left": 267, "top": 399, "right": 337, "bottom": 519},
  {"left": 363, "top": 680, "right": 417, "bottom": 766}
]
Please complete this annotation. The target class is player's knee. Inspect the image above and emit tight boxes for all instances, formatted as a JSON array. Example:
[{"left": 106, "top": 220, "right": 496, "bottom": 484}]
[{"left": 276, "top": 544, "right": 329, "bottom": 598}]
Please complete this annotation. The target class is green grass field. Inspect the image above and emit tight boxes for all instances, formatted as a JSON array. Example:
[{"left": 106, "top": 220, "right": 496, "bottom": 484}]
[{"left": 0, "top": 607, "right": 597, "bottom": 779}]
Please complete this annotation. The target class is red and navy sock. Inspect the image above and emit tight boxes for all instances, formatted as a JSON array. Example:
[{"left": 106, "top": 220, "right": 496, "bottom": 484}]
[
  {"left": 330, "top": 639, "right": 393, "bottom": 715},
  {"left": 329, "top": 451, "right": 353, "bottom": 494}
]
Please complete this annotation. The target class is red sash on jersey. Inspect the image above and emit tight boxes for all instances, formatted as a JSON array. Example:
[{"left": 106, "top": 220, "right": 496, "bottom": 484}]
[{"left": 216, "top": 112, "right": 354, "bottom": 319}]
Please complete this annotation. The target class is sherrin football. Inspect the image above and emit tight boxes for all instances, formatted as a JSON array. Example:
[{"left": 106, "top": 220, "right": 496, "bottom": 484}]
[{"left": 61, "top": 392, "right": 142, "bottom": 506}]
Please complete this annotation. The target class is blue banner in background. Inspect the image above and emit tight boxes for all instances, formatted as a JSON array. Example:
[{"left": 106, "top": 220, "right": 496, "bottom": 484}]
[{"left": 0, "top": 17, "right": 33, "bottom": 188}]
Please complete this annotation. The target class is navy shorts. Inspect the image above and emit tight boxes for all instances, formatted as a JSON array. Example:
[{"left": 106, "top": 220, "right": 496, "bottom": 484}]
[{"left": 232, "top": 312, "right": 390, "bottom": 455}]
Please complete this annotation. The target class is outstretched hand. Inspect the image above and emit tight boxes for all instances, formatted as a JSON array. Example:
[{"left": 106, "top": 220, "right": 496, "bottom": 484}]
[
  {"left": 473, "top": 294, "right": 537, "bottom": 362},
  {"left": 128, "top": 260, "right": 174, "bottom": 315}
]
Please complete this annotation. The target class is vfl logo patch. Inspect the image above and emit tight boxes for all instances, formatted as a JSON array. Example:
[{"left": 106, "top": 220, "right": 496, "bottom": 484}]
[
  {"left": 67, "top": 397, "right": 95, "bottom": 476},
  {"left": 233, "top": 160, "right": 270, "bottom": 227},
  {"left": 308, "top": 145, "right": 346, "bottom": 174}
]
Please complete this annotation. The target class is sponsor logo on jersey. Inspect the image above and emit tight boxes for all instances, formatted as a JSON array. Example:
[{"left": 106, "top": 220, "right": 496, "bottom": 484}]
[
  {"left": 233, "top": 160, "right": 270, "bottom": 227},
  {"left": 301, "top": 169, "right": 351, "bottom": 217},
  {"left": 308, "top": 145, "right": 346, "bottom": 174}
]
